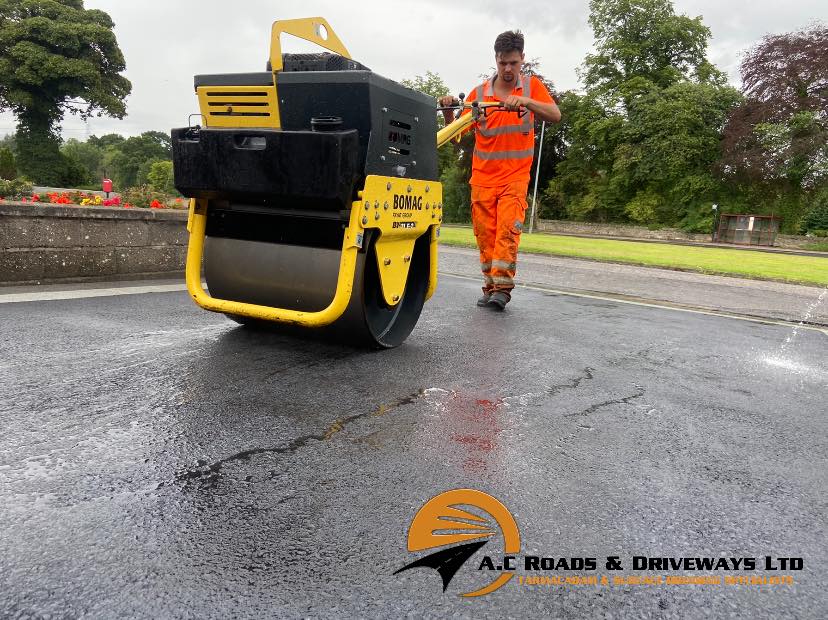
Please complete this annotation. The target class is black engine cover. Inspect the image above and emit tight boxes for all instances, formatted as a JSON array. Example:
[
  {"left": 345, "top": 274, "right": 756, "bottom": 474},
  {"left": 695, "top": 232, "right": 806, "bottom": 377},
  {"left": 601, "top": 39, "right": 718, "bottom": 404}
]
[{"left": 171, "top": 127, "right": 359, "bottom": 210}]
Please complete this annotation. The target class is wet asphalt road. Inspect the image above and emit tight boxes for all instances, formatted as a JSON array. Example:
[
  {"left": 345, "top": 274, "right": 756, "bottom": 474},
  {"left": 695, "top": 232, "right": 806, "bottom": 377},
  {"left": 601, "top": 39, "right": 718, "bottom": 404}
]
[{"left": 1, "top": 273, "right": 826, "bottom": 619}]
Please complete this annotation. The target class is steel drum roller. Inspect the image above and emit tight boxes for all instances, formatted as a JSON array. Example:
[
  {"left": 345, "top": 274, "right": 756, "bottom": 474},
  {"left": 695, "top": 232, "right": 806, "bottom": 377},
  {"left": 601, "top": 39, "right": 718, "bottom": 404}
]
[
  {"left": 203, "top": 230, "right": 431, "bottom": 348},
  {"left": 172, "top": 17, "right": 444, "bottom": 348}
]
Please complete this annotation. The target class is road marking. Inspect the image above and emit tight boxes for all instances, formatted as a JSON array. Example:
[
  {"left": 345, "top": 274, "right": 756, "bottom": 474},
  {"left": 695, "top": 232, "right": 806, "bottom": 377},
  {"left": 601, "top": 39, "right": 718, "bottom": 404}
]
[
  {"left": 2, "top": 274, "right": 826, "bottom": 337},
  {"left": 440, "top": 272, "right": 828, "bottom": 336},
  {"left": 0, "top": 283, "right": 188, "bottom": 303}
]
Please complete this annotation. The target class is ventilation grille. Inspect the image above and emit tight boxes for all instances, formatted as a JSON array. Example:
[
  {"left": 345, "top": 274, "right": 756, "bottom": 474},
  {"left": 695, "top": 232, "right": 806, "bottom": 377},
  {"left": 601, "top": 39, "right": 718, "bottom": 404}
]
[{"left": 197, "top": 85, "right": 280, "bottom": 128}]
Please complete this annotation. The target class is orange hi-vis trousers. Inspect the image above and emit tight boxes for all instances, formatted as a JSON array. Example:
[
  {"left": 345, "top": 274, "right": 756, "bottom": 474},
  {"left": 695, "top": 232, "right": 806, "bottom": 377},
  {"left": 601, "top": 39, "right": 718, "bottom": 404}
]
[{"left": 470, "top": 181, "right": 528, "bottom": 298}]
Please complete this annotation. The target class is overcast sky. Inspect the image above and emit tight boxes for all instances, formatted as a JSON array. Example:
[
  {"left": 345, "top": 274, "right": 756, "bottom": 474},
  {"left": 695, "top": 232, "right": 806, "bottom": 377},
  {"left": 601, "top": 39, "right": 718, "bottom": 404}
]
[{"left": 0, "top": 0, "right": 825, "bottom": 140}]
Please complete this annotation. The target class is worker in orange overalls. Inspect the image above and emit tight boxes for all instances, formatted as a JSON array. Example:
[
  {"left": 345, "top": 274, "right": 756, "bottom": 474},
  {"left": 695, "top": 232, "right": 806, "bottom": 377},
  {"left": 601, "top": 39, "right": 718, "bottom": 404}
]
[{"left": 440, "top": 30, "right": 561, "bottom": 309}]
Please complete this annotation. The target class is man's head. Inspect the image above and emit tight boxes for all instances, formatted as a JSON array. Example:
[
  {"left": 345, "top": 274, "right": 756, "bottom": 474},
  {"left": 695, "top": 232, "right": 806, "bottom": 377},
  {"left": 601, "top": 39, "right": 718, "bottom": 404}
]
[{"left": 493, "top": 30, "right": 525, "bottom": 85}]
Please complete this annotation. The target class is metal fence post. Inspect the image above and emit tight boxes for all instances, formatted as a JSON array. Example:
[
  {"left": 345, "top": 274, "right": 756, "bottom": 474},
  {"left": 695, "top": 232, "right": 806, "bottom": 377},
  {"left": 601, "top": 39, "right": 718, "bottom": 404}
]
[{"left": 528, "top": 121, "right": 546, "bottom": 234}]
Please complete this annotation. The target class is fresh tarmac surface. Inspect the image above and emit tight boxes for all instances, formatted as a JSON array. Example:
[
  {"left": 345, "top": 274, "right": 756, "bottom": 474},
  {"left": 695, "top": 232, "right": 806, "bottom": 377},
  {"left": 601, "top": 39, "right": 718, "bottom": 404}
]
[{"left": 1, "top": 254, "right": 826, "bottom": 619}]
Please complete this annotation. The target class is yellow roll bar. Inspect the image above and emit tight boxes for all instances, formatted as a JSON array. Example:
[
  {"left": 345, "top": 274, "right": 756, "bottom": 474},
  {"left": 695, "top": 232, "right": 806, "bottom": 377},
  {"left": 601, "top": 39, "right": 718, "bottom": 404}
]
[
  {"left": 185, "top": 174, "right": 440, "bottom": 327},
  {"left": 185, "top": 199, "right": 362, "bottom": 327},
  {"left": 436, "top": 101, "right": 508, "bottom": 148},
  {"left": 269, "top": 17, "right": 352, "bottom": 74}
]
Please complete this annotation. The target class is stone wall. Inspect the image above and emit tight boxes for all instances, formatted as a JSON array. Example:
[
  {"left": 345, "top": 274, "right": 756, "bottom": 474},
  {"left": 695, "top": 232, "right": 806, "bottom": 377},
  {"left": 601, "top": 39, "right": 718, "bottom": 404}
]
[
  {"left": 536, "top": 219, "right": 816, "bottom": 250},
  {"left": 0, "top": 203, "right": 188, "bottom": 285},
  {"left": 1, "top": 205, "right": 820, "bottom": 286}
]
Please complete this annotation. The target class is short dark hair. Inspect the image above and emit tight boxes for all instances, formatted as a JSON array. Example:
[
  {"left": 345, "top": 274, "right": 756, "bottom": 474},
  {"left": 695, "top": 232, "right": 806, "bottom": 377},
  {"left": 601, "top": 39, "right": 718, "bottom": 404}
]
[{"left": 494, "top": 30, "right": 524, "bottom": 55}]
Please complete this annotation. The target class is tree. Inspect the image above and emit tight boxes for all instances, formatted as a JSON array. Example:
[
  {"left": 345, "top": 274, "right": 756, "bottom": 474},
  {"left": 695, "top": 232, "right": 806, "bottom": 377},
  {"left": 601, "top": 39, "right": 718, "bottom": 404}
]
[
  {"left": 61, "top": 138, "right": 104, "bottom": 182},
  {"left": 0, "top": 133, "right": 15, "bottom": 153},
  {"left": 0, "top": 0, "right": 131, "bottom": 185},
  {"left": 583, "top": 0, "right": 716, "bottom": 96},
  {"left": 0, "top": 146, "right": 16, "bottom": 179},
  {"left": 105, "top": 131, "right": 171, "bottom": 190},
  {"left": 519, "top": 59, "right": 562, "bottom": 226},
  {"left": 620, "top": 81, "right": 742, "bottom": 227},
  {"left": 551, "top": 0, "right": 740, "bottom": 228},
  {"left": 88, "top": 133, "right": 126, "bottom": 150},
  {"left": 720, "top": 24, "right": 828, "bottom": 231},
  {"left": 146, "top": 160, "right": 176, "bottom": 195},
  {"left": 547, "top": 89, "right": 629, "bottom": 222}
]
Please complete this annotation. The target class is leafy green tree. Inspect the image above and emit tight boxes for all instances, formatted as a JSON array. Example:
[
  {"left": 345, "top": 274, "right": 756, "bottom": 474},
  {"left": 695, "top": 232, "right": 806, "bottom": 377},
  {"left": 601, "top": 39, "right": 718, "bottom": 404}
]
[
  {"left": 88, "top": 133, "right": 126, "bottom": 150},
  {"left": 105, "top": 131, "right": 172, "bottom": 190},
  {"left": 61, "top": 138, "right": 104, "bottom": 183},
  {"left": 552, "top": 0, "right": 740, "bottom": 228},
  {"left": 622, "top": 81, "right": 742, "bottom": 226},
  {"left": 61, "top": 149, "right": 90, "bottom": 186},
  {"left": 146, "top": 160, "right": 176, "bottom": 195},
  {"left": 798, "top": 188, "right": 828, "bottom": 235},
  {"left": 0, "top": 0, "right": 131, "bottom": 185},
  {"left": 517, "top": 59, "right": 562, "bottom": 226},
  {"left": 720, "top": 25, "right": 828, "bottom": 231},
  {"left": 0, "top": 133, "right": 15, "bottom": 153},
  {"left": 584, "top": 0, "right": 717, "bottom": 96},
  {"left": 547, "top": 90, "right": 628, "bottom": 221},
  {"left": 0, "top": 146, "right": 16, "bottom": 179},
  {"left": 401, "top": 71, "right": 450, "bottom": 110}
]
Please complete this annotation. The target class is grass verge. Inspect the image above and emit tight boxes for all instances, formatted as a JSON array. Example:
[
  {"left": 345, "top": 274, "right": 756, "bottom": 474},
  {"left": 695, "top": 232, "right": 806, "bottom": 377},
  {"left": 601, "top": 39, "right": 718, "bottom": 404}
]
[
  {"left": 803, "top": 241, "right": 828, "bottom": 252},
  {"left": 438, "top": 226, "right": 828, "bottom": 287}
]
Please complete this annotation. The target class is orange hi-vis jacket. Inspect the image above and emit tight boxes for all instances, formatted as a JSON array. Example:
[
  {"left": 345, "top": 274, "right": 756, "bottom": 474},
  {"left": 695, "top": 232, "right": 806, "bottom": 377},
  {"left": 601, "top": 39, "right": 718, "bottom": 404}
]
[{"left": 462, "top": 74, "right": 554, "bottom": 187}]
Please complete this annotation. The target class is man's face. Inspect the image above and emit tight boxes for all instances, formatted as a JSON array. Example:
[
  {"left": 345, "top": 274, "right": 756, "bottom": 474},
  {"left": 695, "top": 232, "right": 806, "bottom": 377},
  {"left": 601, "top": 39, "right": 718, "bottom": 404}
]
[{"left": 495, "top": 50, "right": 524, "bottom": 84}]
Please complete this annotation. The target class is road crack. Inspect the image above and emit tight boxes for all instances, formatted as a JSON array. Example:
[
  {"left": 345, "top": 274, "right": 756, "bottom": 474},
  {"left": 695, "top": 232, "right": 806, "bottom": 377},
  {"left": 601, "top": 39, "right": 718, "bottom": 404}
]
[
  {"left": 175, "top": 389, "right": 424, "bottom": 483},
  {"left": 546, "top": 367, "right": 595, "bottom": 396},
  {"left": 565, "top": 386, "right": 646, "bottom": 418}
]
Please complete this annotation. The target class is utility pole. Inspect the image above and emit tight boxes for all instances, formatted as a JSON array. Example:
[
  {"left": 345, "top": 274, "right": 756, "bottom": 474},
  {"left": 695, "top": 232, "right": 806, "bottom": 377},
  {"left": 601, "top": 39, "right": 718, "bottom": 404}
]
[{"left": 528, "top": 121, "right": 546, "bottom": 234}]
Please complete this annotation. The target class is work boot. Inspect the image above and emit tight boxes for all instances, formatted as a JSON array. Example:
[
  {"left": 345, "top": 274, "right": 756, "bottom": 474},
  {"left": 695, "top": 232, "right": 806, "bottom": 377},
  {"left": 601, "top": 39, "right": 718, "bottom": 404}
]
[
  {"left": 476, "top": 293, "right": 491, "bottom": 307},
  {"left": 487, "top": 291, "right": 510, "bottom": 310}
]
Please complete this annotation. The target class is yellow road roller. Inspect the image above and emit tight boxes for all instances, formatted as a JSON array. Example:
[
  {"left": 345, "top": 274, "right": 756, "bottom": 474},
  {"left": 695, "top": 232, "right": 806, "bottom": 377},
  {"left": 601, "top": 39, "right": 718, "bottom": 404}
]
[{"left": 173, "top": 17, "right": 498, "bottom": 348}]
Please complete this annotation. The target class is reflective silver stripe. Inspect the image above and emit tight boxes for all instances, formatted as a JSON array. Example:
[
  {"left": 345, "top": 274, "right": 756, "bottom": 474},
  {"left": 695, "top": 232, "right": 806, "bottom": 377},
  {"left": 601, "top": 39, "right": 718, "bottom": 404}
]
[
  {"left": 477, "top": 123, "right": 531, "bottom": 137},
  {"left": 480, "top": 261, "right": 492, "bottom": 271},
  {"left": 472, "top": 85, "right": 482, "bottom": 101},
  {"left": 477, "top": 82, "right": 489, "bottom": 131},
  {"left": 476, "top": 77, "right": 533, "bottom": 136},
  {"left": 521, "top": 75, "right": 534, "bottom": 128},
  {"left": 492, "top": 275, "right": 514, "bottom": 285},
  {"left": 483, "top": 275, "right": 495, "bottom": 284},
  {"left": 473, "top": 148, "right": 534, "bottom": 160},
  {"left": 492, "top": 260, "right": 516, "bottom": 271}
]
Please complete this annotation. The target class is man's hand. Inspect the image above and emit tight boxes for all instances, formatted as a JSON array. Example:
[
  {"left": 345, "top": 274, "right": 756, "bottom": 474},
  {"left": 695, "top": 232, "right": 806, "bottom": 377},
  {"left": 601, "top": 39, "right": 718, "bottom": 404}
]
[
  {"left": 505, "top": 93, "right": 561, "bottom": 122},
  {"left": 438, "top": 96, "right": 460, "bottom": 125},
  {"left": 503, "top": 95, "right": 528, "bottom": 112}
]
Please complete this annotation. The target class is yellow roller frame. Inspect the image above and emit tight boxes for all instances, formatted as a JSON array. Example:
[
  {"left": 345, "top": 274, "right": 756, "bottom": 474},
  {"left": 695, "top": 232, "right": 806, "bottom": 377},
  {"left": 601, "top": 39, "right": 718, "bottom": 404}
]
[
  {"left": 359, "top": 175, "right": 443, "bottom": 306},
  {"left": 269, "top": 17, "right": 352, "bottom": 73},
  {"left": 185, "top": 175, "right": 441, "bottom": 328}
]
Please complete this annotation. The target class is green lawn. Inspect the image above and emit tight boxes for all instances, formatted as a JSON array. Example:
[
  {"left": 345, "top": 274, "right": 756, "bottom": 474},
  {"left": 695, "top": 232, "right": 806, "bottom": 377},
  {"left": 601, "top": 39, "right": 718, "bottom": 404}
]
[{"left": 438, "top": 226, "right": 828, "bottom": 287}]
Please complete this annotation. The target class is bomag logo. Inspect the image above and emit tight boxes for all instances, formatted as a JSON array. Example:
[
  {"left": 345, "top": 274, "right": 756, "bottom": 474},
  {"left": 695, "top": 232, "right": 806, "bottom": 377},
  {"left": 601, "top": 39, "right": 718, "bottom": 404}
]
[
  {"left": 393, "top": 195, "right": 423, "bottom": 210},
  {"left": 388, "top": 130, "right": 412, "bottom": 145},
  {"left": 394, "top": 489, "right": 520, "bottom": 597}
]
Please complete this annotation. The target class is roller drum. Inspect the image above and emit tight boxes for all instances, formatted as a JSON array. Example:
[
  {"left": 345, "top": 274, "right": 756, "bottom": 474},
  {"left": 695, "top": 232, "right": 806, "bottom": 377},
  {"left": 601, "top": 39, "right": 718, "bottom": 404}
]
[{"left": 203, "top": 233, "right": 430, "bottom": 348}]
